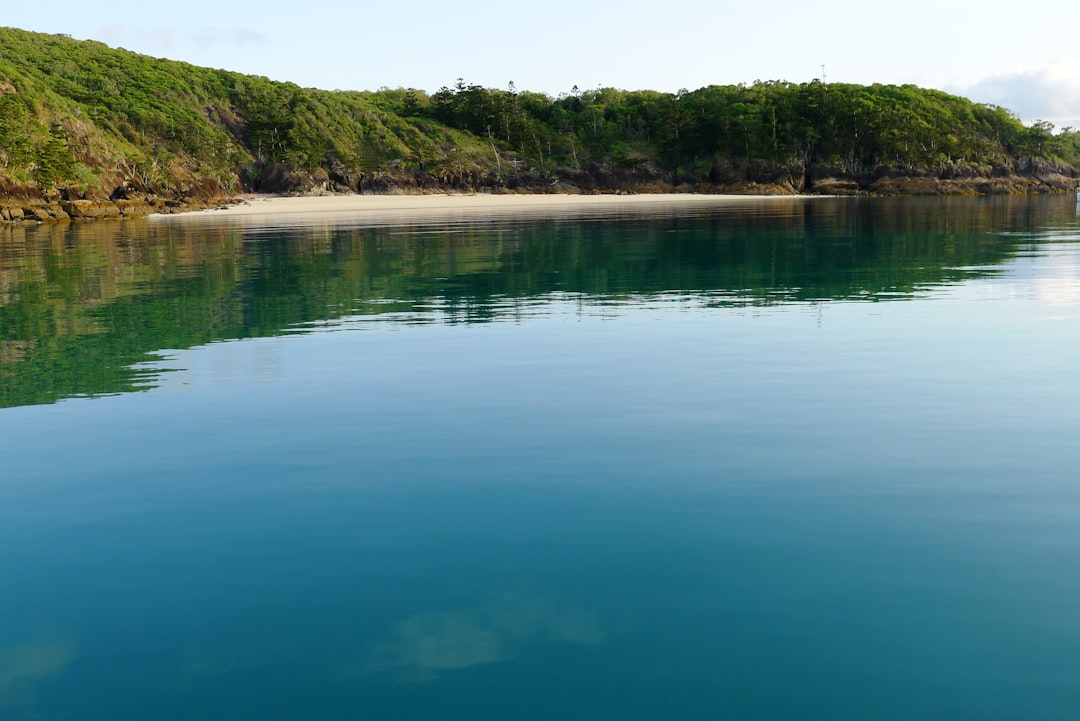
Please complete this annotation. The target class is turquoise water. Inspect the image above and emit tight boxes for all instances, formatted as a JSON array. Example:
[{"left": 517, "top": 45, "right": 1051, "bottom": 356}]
[{"left": 2, "top": 195, "right": 1080, "bottom": 719}]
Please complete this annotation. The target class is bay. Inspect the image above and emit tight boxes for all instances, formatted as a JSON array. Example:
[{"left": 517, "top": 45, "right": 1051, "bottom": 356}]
[{"left": 2, "top": 195, "right": 1080, "bottom": 720}]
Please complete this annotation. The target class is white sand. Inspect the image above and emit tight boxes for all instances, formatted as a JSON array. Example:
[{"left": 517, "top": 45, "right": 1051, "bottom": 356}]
[{"left": 161, "top": 192, "right": 807, "bottom": 226}]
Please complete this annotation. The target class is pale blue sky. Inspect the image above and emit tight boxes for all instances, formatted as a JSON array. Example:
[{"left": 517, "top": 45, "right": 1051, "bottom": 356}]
[{"left": 6, "top": 0, "right": 1080, "bottom": 128}]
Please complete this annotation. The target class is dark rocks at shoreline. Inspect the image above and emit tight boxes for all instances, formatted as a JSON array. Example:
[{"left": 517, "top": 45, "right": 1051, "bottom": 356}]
[
  {"left": 0, "top": 182, "right": 237, "bottom": 223},
  {"left": 0, "top": 197, "right": 213, "bottom": 223}
]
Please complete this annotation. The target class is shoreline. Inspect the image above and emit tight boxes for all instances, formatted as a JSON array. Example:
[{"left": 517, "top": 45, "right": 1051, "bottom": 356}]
[
  {"left": 1, "top": 191, "right": 807, "bottom": 225},
  {"left": 4, "top": 180, "right": 1078, "bottom": 225},
  {"left": 166, "top": 192, "right": 808, "bottom": 223}
]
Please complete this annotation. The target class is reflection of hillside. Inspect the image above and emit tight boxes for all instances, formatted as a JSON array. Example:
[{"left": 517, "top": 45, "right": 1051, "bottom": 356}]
[{"left": 2, "top": 195, "right": 1075, "bottom": 409}]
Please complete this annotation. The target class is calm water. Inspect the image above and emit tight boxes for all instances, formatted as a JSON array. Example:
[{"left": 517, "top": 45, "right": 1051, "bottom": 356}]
[{"left": 2, "top": 195, "right": 1080, "bottom": 720}]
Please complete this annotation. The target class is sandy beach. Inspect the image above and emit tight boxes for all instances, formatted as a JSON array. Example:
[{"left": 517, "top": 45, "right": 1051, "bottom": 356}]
[{"left": 164, "top": 192, "right": 807, "bottom": 226}]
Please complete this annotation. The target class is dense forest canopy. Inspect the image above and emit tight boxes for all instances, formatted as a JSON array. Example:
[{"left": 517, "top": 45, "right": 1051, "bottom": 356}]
[{"left": 1, "top": 25, "right": 1078, "bottom": 203}]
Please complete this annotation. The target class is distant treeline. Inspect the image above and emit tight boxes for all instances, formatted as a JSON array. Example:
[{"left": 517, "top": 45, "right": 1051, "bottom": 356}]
[{"left": 1, "top": 26, "right": 1078, "bottom": 201}]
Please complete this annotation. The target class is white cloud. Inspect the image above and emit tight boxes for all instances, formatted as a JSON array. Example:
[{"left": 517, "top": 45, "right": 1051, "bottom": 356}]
[
  {"left": 191, "top": 28, "right": 266, "bottom": 49},
  {"left": 96, "top": 24, "right": 265, "bottom": 54},
  {"left": 953, "top": 58, "right": 1080, "bottom": 129}
]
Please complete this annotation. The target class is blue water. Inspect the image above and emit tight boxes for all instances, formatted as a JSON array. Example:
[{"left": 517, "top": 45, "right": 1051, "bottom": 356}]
[{"left": 2, "top": 196, "right": 1080, "bottom": 719}]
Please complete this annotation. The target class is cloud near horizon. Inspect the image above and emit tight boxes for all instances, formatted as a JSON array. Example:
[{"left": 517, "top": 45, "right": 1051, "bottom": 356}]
[
  {"left": 953, "top": 58, "right": 1080, "bottom": 129},
  {"left": 98, "top": 24, "right": 266, "bottom": 52},
  {"left": 192, "top": 28, "right": 267, "bottom": 50}
]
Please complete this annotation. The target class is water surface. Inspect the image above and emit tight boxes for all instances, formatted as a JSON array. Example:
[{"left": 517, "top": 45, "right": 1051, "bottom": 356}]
[{"left": 2, "top": 195, "right": 1080, "bottom": 720}]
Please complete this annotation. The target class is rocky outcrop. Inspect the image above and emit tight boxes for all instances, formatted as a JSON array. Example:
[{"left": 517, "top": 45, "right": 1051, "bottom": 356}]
[
  {"left": 1, "top": 178, "right": 237, "bottom": 223},
  {"left": 862, "top": 174, "right": 1077, "bottom": 195},
  {"left": 254, "top": 163, "right": 331, "bottom": 194},
  {"left": 803, "top": 159, "right": 1080, "bottom": 196},
  {"left": 1, "top": 196, "right": 219, "bottom": 222}
]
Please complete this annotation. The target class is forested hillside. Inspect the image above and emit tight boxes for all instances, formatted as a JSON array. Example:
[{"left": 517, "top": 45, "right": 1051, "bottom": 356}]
[{"left": 1, "top": 26, "right": 1078, "bottom": 220}]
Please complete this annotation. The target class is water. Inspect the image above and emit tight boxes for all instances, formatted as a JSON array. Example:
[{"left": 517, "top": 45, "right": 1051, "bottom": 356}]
[{"left": 2, "top": 195, "right": 1080, "bottom": 720}]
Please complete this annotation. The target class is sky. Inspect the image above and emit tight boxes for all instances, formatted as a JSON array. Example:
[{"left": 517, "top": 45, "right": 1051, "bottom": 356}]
[{"left": 5, "top": 0, "right": 1080, "bottom": 129}]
